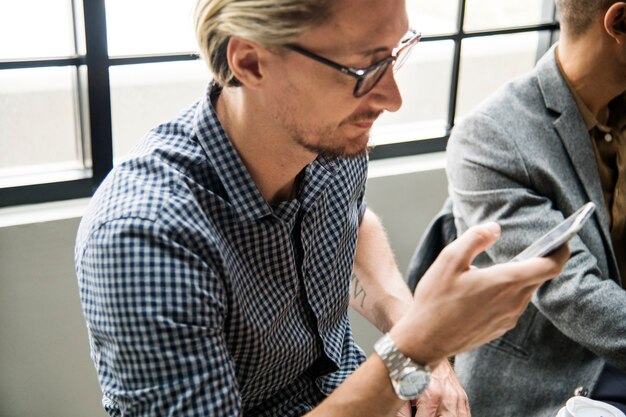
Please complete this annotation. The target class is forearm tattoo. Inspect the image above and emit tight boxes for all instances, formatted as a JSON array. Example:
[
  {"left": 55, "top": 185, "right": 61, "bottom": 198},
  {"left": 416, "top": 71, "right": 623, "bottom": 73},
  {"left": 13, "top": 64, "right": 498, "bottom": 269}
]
[{"left": 351, "top": 273, "right": 367, "bottom": 309}]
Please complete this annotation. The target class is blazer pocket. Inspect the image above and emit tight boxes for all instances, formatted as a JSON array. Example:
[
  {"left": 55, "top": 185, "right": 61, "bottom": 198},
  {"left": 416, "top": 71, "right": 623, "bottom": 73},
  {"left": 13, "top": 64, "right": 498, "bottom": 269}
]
[{"left": 485, "top": 305, "right": 538, "bottom": 360}]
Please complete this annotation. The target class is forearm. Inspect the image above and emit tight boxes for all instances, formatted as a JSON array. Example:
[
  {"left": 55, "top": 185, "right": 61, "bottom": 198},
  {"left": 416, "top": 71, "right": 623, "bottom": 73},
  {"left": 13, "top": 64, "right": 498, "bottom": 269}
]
[
  {"left": 306, "top": 336, "right": 440, "bottom": 417},
  {"left": 535, "top": 268, "right": 626, "bottom": 368},
  {"left": 352, "top": 209, "right": 413, "bottom": 332},
  {"left": 305, "top": 355, "right": 405, "bottom": 417}
]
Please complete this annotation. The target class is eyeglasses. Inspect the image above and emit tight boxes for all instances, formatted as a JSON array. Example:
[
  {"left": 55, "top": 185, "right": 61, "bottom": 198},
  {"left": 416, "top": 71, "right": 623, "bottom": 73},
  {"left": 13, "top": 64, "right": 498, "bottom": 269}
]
[{"left": 285, "top": 29, "right": 421, "bottom": 98}]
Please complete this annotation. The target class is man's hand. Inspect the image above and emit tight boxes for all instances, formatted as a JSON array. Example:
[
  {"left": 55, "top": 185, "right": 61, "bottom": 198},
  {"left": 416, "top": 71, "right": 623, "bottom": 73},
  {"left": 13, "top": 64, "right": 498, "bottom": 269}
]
[
  {"left": 413, "top": 361, "right": 470, "bottom": 417},
  {"left": 305, "top": 223, "right": 568, "bottom": 417},
  {"left": 389, "top": 222, "right": 569, "bottom": 366},
  {"left": 396, "top": 401, "right": 413, "bottom": 417}
]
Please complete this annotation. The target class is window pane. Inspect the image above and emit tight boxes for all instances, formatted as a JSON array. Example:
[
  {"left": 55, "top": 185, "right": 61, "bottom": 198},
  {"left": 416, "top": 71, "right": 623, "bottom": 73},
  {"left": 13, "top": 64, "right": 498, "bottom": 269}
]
[
  {"left": 0, "top": 0, "right": 75, "bottom": 59},
  {"left": 455, "top": 32, "right": 539, "bottom": 121},
  {"left": 372, "top": 41, "right": 453, "bottom": 145},
  {"left": 105, "top": 0, "right": 198, "bottom": 56},
  {"left": 407, "top": 0, "right": 458, "bottom": 35},
  {"left": 109, "top": 60, "right": 210, "bottom": 158},
  {"left": 464, "top": 0, "right": 551, "bottom": 31},
  {"left": 0, "top": 67, "right": 80, "bottom": 178}
]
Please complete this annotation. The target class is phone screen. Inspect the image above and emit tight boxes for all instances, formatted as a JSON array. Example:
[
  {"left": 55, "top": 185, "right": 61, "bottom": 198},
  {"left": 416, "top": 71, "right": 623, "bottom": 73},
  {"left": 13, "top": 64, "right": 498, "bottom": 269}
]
[{"left": 511, "top": 202, "right": 596, "bottom": 262}]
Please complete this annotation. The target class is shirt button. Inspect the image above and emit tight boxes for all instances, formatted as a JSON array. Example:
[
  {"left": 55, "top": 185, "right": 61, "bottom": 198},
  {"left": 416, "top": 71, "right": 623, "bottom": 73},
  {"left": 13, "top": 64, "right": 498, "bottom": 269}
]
[
  {"left": 574, "top": 386, "right": 589, "bottom": 397},
  {"left": 604, "top": 133, "right": 613, "bottom": 143}
]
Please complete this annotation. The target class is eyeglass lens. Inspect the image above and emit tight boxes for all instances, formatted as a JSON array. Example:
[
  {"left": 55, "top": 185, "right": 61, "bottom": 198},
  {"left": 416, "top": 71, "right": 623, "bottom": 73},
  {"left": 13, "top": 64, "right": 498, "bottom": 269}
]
[
  {"left": 354, "top": 60, "right": 392, "bottom": 97},
  {"left": 354, "top": 32, "right": 419, "bottom": 97},
  {"left": 394, "top": 40, "right": 418, "bottom": 71}
]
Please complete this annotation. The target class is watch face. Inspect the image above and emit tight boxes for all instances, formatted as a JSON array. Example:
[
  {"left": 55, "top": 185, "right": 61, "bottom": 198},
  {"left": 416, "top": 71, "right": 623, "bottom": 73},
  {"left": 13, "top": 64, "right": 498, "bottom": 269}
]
[{"left": 397, "top": 368, "right": 430, "bottom": 399}]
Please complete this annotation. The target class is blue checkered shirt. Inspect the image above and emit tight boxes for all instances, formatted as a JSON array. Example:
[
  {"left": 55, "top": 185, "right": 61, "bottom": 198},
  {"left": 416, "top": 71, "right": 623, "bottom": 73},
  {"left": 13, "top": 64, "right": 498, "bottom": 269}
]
[{"left": 75, "top": 84, "right": 368, "bottom": 416}]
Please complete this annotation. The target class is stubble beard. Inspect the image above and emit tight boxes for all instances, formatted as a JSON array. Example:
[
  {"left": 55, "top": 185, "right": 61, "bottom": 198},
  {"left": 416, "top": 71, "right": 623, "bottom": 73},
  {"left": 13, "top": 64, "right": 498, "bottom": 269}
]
[
  {"left": 287, "top": 111, "right": 382, "bottom": 159},
  {"left": 270, "top": 83, "right": 380, "bottom": 159},
  {"left": 291, "top": 129, "right": 370, "bottom": 159}
]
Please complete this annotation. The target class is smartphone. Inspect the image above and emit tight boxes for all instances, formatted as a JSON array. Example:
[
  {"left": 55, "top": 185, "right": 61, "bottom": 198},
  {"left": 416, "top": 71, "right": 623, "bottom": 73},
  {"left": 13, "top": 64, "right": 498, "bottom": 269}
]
[{"left": 511, "top": 202, "right": 596, "bottom": 262}]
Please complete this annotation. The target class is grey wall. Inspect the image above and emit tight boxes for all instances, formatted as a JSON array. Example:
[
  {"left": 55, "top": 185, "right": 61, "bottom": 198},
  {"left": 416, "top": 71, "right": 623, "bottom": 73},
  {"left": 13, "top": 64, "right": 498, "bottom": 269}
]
[
  {"left": 0, "top": 165, "right": 447, "bottom": 417},
  {"left": 0, "top": 217, "right": 104, "bottom": 417}
]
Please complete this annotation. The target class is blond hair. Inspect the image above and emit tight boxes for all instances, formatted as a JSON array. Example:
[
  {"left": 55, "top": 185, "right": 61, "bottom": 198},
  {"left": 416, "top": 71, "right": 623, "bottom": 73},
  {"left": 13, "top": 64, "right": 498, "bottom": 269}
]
[
  {"left": 195, "top": 0, "right": 334, "bottom": 86},
  {"left": 555, "top": 0, "right": 619, "bottom": 37}
]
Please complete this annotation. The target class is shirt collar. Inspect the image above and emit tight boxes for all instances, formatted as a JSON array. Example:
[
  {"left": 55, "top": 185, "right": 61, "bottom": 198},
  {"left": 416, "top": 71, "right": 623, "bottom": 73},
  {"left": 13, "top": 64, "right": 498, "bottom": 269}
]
[
  {"left": 608, "top": 93, "right": 626, "bottom": 134},
  {"left": 191, "top": 83, "right": 272, "bottom": 220}
]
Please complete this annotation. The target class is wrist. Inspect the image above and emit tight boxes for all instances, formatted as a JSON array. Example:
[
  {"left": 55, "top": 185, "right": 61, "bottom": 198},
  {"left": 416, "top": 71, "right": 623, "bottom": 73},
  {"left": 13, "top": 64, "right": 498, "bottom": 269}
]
[
  {"left": 374, "top": 333, "right": 432, "bottom": 401},
  {"left": 387, "top": 317, "right": 444, "bottom": 368},
  {"left": 375, "top": 302, "right": 410, "bottom": 333}
]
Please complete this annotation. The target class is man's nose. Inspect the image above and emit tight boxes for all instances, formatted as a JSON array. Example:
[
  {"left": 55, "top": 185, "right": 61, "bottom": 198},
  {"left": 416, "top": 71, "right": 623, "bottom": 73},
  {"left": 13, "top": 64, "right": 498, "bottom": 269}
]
[{"left": 365, "top": 67, "right": 403, "bottom": 113}]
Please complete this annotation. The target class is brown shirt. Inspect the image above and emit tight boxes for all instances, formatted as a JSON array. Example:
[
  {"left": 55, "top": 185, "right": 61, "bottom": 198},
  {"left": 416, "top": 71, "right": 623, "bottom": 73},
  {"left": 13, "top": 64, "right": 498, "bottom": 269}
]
[{"left": 557, "top": 57, "right": 626, "bottom": 282}]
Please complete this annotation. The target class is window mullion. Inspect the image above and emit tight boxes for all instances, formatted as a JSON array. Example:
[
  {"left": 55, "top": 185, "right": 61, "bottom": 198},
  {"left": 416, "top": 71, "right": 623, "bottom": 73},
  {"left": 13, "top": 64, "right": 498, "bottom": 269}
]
[
  {"left": 446, "top": 0, "right": 467, "bottom": 134},
  {"left": 82, "top": 0, "right": 113, "bottom": 186},
  {"left": 536, "top": 0, "right": 559, "bottom": 62}
]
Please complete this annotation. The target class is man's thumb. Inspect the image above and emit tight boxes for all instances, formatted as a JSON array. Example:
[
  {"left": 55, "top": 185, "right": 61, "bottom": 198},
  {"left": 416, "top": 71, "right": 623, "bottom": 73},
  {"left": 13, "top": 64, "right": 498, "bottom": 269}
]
[{"left": 444, "top": 222, "right": 501, "bottom": 269}]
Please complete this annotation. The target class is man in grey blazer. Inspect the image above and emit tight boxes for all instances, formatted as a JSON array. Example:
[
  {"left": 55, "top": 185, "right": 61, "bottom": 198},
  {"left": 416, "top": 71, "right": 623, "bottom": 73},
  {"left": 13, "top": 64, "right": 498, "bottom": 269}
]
[{"left": 445, "top": 0, "right": 626, "bottom": 416}]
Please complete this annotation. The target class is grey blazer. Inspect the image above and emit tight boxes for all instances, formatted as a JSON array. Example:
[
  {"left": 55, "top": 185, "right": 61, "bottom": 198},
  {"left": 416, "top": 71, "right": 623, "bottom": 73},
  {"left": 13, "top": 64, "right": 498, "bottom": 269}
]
[{"left": 446, "top": 46, "right": 626, "bottom": 417}]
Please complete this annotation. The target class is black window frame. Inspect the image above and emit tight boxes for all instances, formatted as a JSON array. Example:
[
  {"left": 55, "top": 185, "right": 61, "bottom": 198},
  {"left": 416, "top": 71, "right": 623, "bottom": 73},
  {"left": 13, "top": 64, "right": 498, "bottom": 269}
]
[{"left": 0, "top": 0, "right": 558, "bottom": 208}]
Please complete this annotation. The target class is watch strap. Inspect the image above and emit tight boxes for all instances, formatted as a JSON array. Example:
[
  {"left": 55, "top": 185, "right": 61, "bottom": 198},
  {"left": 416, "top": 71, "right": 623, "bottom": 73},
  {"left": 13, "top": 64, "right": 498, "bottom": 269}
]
[{"left": 374, "top": 333, "right": 431, "bottom": 400}]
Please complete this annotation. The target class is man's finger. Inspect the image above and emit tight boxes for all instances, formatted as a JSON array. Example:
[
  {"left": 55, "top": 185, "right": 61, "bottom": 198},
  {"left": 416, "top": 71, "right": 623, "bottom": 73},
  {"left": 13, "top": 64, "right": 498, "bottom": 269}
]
[
  {"left": 439, "top": 222, "right": 501, "bottom": 271},
  {"left": 495, "top": 243, "right": 570, "bottom": 287}
]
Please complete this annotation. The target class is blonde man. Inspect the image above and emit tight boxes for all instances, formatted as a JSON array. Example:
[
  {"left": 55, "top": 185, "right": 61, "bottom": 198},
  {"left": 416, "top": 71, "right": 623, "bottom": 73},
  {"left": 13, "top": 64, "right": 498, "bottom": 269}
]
[{"left": 76, "top": 0, "right": 568, "bottom": 416}]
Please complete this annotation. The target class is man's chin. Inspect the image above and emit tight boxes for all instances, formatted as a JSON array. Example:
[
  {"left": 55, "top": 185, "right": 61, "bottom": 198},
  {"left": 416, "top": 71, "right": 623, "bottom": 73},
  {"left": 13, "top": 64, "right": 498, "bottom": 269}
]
[
  {"left": 342, "top": 132, "right": 372, "bottom": 158},
  {"left": 295, "top": 130, "right": 371, "bottom": 159},
  {"left": 317, "top": 143, "right": 370, "bottom": 159},
  {"left": 341, "top": 143, "right": 372, "bottom": 159}
]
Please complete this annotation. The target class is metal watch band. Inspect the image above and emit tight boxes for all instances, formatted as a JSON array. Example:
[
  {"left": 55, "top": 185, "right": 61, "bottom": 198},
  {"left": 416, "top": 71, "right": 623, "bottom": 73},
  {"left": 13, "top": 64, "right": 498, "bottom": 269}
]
[
  {"left": 374, "top": 333, "right": 432, "bottom": 400},
  {"left": 374, "top": 333, "right": 416, "bottom": 378}
]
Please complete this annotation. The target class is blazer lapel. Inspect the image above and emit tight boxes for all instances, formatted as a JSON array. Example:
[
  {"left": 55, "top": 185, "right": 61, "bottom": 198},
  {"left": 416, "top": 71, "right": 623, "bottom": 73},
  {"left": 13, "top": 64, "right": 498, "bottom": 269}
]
[{"left": 536, "top": 47, "right": 618, "bottom": 272}]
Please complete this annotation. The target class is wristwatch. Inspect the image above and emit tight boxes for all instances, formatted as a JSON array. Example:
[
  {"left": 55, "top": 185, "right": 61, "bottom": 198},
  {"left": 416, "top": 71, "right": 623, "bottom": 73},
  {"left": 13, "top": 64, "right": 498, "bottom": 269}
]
[{"left": 374, "top": 333, "right": 431, "bottom": 400}]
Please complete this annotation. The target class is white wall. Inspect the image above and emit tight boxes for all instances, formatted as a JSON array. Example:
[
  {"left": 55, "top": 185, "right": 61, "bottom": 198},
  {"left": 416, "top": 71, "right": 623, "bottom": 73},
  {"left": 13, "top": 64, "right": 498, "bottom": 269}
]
[
  {"left": 0, "top": 216, "right": 104, "bottom": 417},
  {"left": 0, "top": 158, "right": 448, "bottom": 416}
]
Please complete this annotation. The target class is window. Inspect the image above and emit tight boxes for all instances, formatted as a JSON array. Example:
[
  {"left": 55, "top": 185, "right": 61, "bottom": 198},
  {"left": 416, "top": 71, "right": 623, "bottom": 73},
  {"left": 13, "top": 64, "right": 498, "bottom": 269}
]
[
  {"left": 0, "top": 0, "right": 558, "bottom": 207},
  {"left": 371, "top": 0, "right": 558, "bottom": 158}
]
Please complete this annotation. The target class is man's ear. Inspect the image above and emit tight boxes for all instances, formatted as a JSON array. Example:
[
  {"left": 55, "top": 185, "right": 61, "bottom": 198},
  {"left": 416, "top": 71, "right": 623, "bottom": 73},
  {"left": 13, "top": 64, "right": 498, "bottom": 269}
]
[
  {"left": 227, "top": 36, "right": 265, "bottom": 88},
  {"left": 604, "top": 2, "right": 626, "bottom": 43}
]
